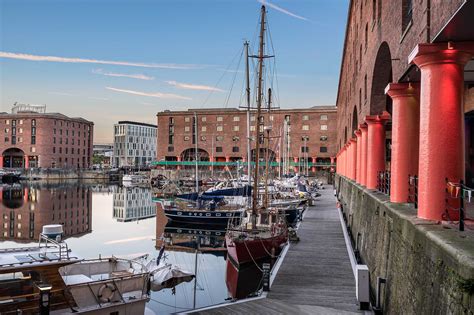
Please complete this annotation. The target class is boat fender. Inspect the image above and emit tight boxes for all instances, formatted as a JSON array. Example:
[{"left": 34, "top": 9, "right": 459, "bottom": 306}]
[{"left": 98, "top": 283, "right": 116, "bottom": 303}]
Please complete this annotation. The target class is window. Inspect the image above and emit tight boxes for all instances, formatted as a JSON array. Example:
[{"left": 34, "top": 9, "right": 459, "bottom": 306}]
[
  {"left": 201, "top": 136, "right": 206, "bottom": 141},
  {"left": 216, "top": 136, "right": 224, "bottom": 141},
  {"left": 232, "top": 146, "right": 239, "bottom": 153},
  {"left": 250, "top": 116, "right": 256, "bottom": 122},
  {"left": 53, "top": 147, "right": 56, "bottom": 153},
  {"left": 301, "top": 146, "right": 309, "bottom": 153},
  {"left": 169, "top": 117, "right": 174, "bottom": 124},
  {"left": 168, "top": 135, "right": 174, "bottom": 145},
  {"left": 233, "top": 126, "right": 239, "bottom": 131},
  {"left": 184, "top": 136, "right": 190, "bottom": 141},
  {"left": 320, "top": 135, "right": 328, "bottom": 141},
  {"left": 321, "top": 125, "right": 328, "bottom": 131},
  {"left": 364, "top": 74, "right": 367, "bottom": 101},
  {"left": 216, "top": 147, "right": 223, "bottom": 153},
  {"left": 402, "top": 0, "right": 413, "bottom": 33},
  {"left": 4, "top": 128, "right": 8, "bottom": 133},
  {"left": 168, "top": 146, "right": 174, "bottom": 152},
  {"left": 201, "top": 117, "right": 207, "bottom": 122},
  {"left": 365, "top": 23, "right": 368, "bottom": 50},
  {"left": 269, "top": 115, "right": 274, "bottom": 121},
  {"left": 250, "top": 126, "right": 256, "bottom": 131},
  {"left": 302, "top": 125, "right": 309, "bottom": 131},
  {"left": 184, "top": 126, "right": 190, "bottom": 132},
  {"left": 201, "top": 126, "right": 207, "bottom": 132},
  {"left": 233, "top": 116, "right": 240, "bottom": 122},
  {"left": 320, "top": 147, "right": 328, "bottom": 153},
  {"left": 185, "top": 117, "right": 190, "bottom": 122},
  {"left": 217, "top": 116, "right": 223, "bottom": 122},
  {"left": 232, "top": 136, "right": 240, "bottom": 142},
  {"left": 320, "top": 115, "right": 328, "bottom": 120},
  {"left": 217, "top": 126, "right": 223, "bottom": 132},
  {"left": 302, "top": 115, "right": 309, "bottom": 121}
]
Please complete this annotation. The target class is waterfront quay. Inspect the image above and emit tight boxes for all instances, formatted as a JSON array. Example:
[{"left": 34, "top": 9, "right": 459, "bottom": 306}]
[{"left": 192, "top": 186, "right": 363, "bottom": 314}]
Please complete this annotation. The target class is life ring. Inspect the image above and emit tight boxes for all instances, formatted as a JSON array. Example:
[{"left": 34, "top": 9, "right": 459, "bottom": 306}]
[{"left": 98, "top": 283, "right": 116, "bottom": 303}]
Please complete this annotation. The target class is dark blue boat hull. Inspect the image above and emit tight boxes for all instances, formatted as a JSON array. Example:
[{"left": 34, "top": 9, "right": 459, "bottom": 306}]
[{"left": 164, "top": 208, "right": 243, "bottom": 225}]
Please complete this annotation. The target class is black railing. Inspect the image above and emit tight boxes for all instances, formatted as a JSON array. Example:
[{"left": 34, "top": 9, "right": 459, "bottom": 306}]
[
  {"left": 376, "top": 171, "right": 391, "bottom": 195},
  {"left": 408, "top": 175, "right": 418, "bottom": 208},
  {"left": 445, "top": 178, "right": 473, "bottom": 231}
]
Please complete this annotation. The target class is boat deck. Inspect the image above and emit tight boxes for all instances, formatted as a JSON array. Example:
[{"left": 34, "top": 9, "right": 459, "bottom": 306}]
[{"left": 191, "top": 185, "right": 363, "bottom": 314}]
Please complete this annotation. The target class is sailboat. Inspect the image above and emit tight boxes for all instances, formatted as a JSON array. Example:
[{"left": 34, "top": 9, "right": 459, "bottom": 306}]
[{"left": 225, "top": 5, "right": 288, "bottom": 266}]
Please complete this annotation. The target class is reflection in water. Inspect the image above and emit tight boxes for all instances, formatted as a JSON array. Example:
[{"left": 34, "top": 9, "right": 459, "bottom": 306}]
[
  {"left": 0, "top": 182, "right": 261, "bottom": 314},
  {"left": 113, "top": 186, "right": 156, "bottom": 222},
  {"left": 0, "top": 183, "right": 92, "bottom": 242}
]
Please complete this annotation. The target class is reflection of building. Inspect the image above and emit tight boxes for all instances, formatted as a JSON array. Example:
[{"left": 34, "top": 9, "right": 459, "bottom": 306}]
[
  {"left": 112, "top": 187, "right": 156, "bottom": 222},
  {"left": 0, "top": 185, "right": 92, "bottom": 242},
  {"left": 0, "top": 103, "right": 94, "bottom": 169},
  {"left": 156, "top": 107, "right": 337, "bottom": 173},
  {"left": 113, "top": 121, "right": 157, "bottom": 168}
]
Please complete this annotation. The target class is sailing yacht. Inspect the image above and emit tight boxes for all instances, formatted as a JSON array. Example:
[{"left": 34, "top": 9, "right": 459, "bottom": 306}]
[{"left": 225, "top": 5, "right": 289, "bottom": 266}]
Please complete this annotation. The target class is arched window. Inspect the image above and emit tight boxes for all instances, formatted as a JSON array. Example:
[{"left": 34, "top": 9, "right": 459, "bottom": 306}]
[{"left": 365, "top": 23, "right": 368, "bottom": 50}]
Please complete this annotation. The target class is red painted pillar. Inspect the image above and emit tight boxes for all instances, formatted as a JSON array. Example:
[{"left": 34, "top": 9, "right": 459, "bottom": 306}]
[
  {"left": 410, "top": 44, "right": 472, "bottom": 220},
  {"left": 385, "top": 83, "right": 420, "bottom": 203},
  {"left": 350, "top": 138, "right": 357, "bottom": 180},
  {"left": 359, "top": 124, "right": 368, "bottom": 186},
  {"left": 293, "top": 157, "right": 299, "bottom": 174},
  {"left": 0, "top": 157, "right": 2, "bottom": 168},
  {"left": 177, "top": 156, "right": 182, "bottom": 170},
  {"left": 24, "top": 156, "right": 29, "bottom": 169},
  {"left": 342, "top": 146, "right": 346, "bottom": 177},
  {"left": 311, "top": 157, "right": 316, "bottom": 173},
  {"left": 354, "top": 130, "right": 362, "bottom": 183},
  {"left": 366, "top": 113, "right": 390, "bottom": 189}
]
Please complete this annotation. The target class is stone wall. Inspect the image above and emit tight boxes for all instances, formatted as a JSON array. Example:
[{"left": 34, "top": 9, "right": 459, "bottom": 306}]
[{"left": 335, "top": 175, "right": 474, "bottom": 314}]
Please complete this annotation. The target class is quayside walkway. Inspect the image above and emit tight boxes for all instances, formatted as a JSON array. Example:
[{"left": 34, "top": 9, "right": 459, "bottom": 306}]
[{"left": 192, "top": 186, "right": 362, "bottom": 314}]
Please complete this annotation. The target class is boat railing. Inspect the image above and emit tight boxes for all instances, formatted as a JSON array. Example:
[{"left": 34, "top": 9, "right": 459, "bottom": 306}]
[{"left": 38, "top": 233, "right": 70, "bottom": 260}]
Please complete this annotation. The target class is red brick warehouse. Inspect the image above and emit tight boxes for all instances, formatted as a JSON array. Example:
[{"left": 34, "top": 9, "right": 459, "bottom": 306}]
[
  {"left": 156, "top": 107, "right": 337, "bottom": 175},
  {"left": 0, "top": 103, "right": 94, "bottom": 169},
  {"left": 335, "top": 0, "right": 474, "bottom": 220}
]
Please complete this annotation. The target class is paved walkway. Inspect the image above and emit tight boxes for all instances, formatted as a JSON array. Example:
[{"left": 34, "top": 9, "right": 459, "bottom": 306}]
[{"left": 192, "top": 186, "right": 361, "bottom": 314}]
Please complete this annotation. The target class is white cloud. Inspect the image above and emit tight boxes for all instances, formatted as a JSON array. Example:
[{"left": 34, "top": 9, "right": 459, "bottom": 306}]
[
  {"left": 0, "top": 51, "right": 203, "bottom": 70},
  {"left": 92, "top": 68, "right": 154, "bottom": 80},
  {"left": 106, "top": 86, "right": 192, "bottom": 100},
  {"left": 165, "top": 80, "right": 225, "bottom": 92},
  {"left": 258, "top": 0, "right": 309, "bottom": 21},
  {"left": 88, "top": 96, "right": 109, "bottom": 101}
]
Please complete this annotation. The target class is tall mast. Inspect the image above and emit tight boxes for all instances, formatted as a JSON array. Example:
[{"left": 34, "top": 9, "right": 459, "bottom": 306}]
[
  {"left": 245, "top": 41, "right": 252, "bottom": 186},
  {"left": 264, "top": 87, "right": 272, "bottom": 208},
  {"left": 251, "top": 5, "right": 266, "bottom": 224},
  {"left": 194, "top": 112, "right": 199, "bottom": 192}
]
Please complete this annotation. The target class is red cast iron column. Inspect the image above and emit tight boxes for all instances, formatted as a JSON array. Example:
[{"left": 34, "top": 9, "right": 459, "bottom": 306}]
[
  {"left": 385, "top": 83, "right": 420, "bottom": 203},
  {"left": 410, "top": 43, "right": 472, "bottom": 220}
]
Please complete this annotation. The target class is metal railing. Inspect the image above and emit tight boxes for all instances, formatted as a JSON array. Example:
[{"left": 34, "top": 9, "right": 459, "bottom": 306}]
[
  {"left": 376, "top": 171, "right": 391, "bottom": 195},
  {"left": 445, "top": 178, "right": 473, "bottom": 231},
  {"left": 408, "top": 175, "right": 418, "bottom": 208}
]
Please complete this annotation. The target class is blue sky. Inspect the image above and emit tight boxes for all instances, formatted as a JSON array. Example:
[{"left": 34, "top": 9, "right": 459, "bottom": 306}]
[{"left": 0, "top": 0, "right": 348, "bottom": 142}]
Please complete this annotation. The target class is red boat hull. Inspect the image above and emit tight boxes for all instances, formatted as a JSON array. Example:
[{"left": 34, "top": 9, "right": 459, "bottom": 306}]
[{"left": 225, "top": 231, "right": 288, "bottom": 266}]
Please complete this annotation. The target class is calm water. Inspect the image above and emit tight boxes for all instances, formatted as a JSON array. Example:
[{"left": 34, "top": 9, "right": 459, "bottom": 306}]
[{"left": 0, "top": 181, "right": 257, "bottom": 314}]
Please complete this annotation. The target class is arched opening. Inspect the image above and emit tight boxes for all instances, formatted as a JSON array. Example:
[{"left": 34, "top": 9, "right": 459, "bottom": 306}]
[
  {"left": 2, "top": 148, "right": 25, "bottom": 168},
  {"left": 344, "top": 126, "right": 348, "bottom": 144},
  {"left": 370, "top": 42, "right": 393, "bottom": 115},
  {"left": 370, "top": 42, "right": 393, "bottom": 168},
  {"left": 180, "top": 148, "right": 210, "bottom": 162},
  {"left": 351, "top": 106, "right": 358, "bottom": 137}
]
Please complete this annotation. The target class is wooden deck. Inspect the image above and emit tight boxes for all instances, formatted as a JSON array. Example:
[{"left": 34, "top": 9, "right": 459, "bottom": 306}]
[{"left": 192, "top": 186, "right": 362, "bottom": 314}]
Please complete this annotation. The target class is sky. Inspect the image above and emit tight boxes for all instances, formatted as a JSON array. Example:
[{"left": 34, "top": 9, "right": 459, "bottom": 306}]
[{"left": 0, "top": 0, "right": 348, "bottom": 143}]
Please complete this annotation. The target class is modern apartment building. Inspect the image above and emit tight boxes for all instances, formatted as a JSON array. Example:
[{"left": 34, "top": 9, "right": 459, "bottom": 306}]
[{"left": 112, "top": 121, "right": 157, "bottom": 168}]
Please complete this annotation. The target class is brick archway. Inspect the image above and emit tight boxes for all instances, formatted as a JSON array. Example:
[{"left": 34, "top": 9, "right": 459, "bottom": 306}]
[
  {"left": 2, "top": 147, "right": 25, "bottom": 168},
  {"left": 370, "top": 42, "right": 393, "bottom": 115}
]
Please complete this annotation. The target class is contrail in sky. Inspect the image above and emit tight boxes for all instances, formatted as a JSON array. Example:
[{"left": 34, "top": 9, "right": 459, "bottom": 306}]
[
  {"left": 106, "top": 86, "right": 192, "bottom": 100},
  {"left": 258, "top": 0, "right": 310, "bottom": 21},
  {"left": 166, "top": 80, "right": 225, "bottom": 92},
  {"left": 0, "top": 51, "right": 202, "bottom": 70}
]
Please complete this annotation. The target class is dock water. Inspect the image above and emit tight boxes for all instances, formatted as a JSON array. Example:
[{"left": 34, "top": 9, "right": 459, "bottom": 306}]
[{"left": 192, "top": 186, "right": 362, "bottom": 314}]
